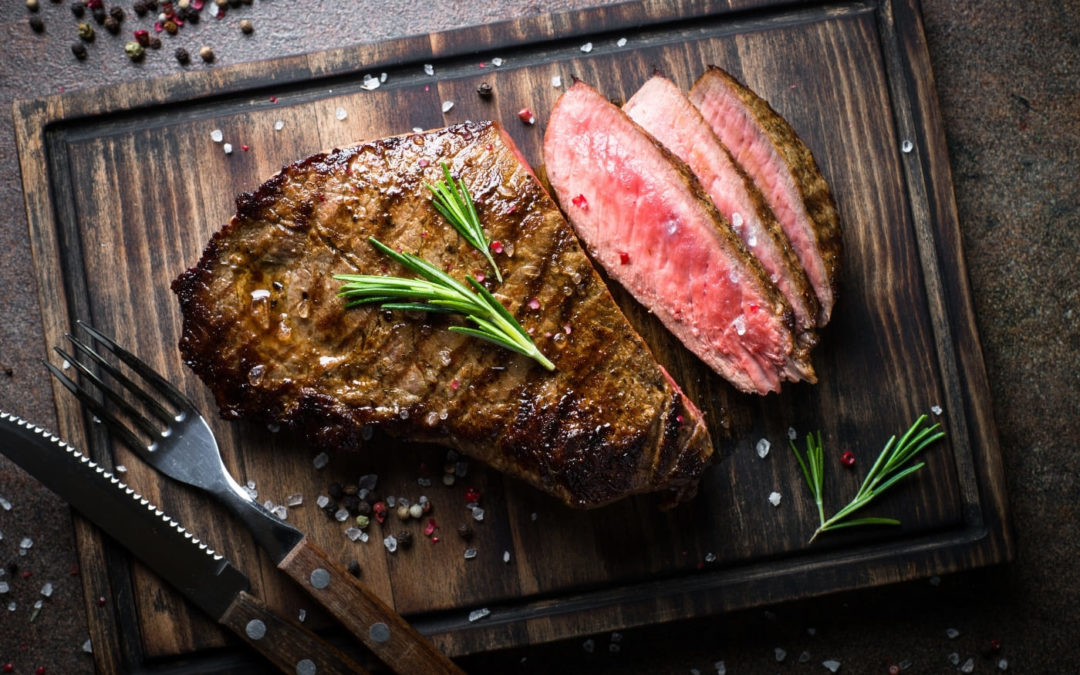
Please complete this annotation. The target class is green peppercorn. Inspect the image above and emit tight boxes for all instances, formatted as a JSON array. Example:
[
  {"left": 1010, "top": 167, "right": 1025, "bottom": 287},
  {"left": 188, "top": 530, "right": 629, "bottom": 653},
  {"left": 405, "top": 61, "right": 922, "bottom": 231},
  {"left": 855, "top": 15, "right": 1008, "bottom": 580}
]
[
  {"left": 125, "top": 41, "right": 145, "bottom": 61},
  {"left": 175, "top": 47, "right": 190, "bottom": 64},
  {"left": 199, "top": 45, "right": 215, "bottom": 62},
  {"left": 354, "top": 514, "right": 370, "bottom": 530},
  {"left": 240, "top": 19, "right": 253, "bottom": 35},
  {"left": 77, "top": 22, "right": 95, "bottom": 42},
  {"left": 71, "top": 42, "right": 88, "bottom": 59},
  {"left": 103, "top": 16, "right": 120, "bottom": 34},
  {"left": 29, "top": 16, "right": 45, "bottom": 33}
]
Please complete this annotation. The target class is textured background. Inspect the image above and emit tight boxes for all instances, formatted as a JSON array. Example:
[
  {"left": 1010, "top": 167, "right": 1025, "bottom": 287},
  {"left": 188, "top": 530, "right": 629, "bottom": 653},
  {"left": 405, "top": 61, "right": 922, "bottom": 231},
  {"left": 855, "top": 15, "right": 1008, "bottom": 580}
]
[{"left": 0, "top": 1, "right": 1077, "bottom": 672}]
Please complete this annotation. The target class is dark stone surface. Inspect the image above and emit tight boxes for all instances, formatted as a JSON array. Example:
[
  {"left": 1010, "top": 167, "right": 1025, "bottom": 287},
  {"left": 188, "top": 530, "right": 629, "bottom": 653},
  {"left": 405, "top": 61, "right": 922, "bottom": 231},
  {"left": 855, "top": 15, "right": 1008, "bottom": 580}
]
[{"left": 0, "top": 0, "right": 1076, "bottom": 672}]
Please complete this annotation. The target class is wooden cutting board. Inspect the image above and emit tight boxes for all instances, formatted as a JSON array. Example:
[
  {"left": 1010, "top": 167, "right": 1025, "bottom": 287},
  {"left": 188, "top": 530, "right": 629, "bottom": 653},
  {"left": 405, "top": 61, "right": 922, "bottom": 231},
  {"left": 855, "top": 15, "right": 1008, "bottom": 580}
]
[{"left": 14, "top": 0, "right": 1011, "bottom": 670}]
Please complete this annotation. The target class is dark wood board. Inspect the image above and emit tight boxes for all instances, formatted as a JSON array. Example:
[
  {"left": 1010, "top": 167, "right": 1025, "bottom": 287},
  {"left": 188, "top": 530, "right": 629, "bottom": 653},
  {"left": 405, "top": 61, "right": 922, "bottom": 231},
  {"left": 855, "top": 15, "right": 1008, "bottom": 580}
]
[{"left": 13, "top": 0, "right": 1011, "bottom": 670}]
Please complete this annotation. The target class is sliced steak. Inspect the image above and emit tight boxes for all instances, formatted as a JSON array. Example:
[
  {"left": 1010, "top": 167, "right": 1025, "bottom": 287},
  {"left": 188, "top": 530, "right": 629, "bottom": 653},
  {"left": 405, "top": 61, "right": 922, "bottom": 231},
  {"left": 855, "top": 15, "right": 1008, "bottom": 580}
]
[
  {"left": 689, "top": 66, "right": 843, "bottom": 325},
  {"left": 172, "top": 121, "right": 713, "bottom": 508},
  {"left": 543, "top": 80, "right": 797, "bottom": 395},
  {"left": 625, "top": 74, "right": 818, "bottom": 382}
]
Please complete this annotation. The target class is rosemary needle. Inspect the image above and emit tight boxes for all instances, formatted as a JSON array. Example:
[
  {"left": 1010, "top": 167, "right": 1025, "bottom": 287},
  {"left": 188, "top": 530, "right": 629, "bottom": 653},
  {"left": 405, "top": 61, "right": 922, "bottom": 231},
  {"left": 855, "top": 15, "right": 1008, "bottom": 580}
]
[
  {"left": 335, "top": 237, "right": 554, "bottom": 371},
  {"left": 426, "top": 162, "right": 502, "bottom": 282},
  {"left": 790, "top": 415, "right": 945, "bottom": 542}
]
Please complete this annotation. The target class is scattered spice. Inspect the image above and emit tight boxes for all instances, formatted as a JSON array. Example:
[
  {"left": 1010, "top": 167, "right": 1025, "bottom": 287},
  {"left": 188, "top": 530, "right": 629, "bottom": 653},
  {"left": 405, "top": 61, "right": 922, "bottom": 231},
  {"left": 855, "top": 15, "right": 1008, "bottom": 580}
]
[
  {"left": 91, "top": 8, "right": 106, "bottom": 25},
  {"left": 163, "top": 19, "right": 178, "bottom": 35},
  {"left": 175, "top": 47, "right": 190, "bottom": 64},
  {"left": 72, "top": 4, "right": 85, "bottom": 18},
  {"left": 133, "top": 1, "right": 148, "bottom": 17},
  {"left": 148, "top": 36, "right": 161, "bottom": 49},
  {"left": 77, "top": 22, "right": 95, "bottom": 42},
  {"left": 396, "top": 530, "right": 413, "bottom": 549},
  {"left": 346, "top": 560, "right": 361, "bottom": 577},
  {"left": 134, "top": 29, "right": 150, "bottom": 46},
  {"left": 240, "top": 19, "right": 253, "bottom": 34},
  {"left": 476, "top": 82, "right": 493, "bottom": 99},
  {"left": 840, "top": 451, "right": 856, "bottom": 467},
  {"left": 199, "top": 45, "right": 215, "bottom": 62},
  {"left": 104, "top": 17, "right": 121, "bottom": 35},
  {"left": 125, "top": 42, "right": 147, "bottom": 61},
  {"left": 29, "top": 15, "right": 45, "bottom": 33},
  {"left": 26, "top": 0, "right": 40, "bottom": 11},
  {"left": 110, "top": 6, "right": 125, "bottom": 22},
  {"left": 517, "top": 108, "right": 536, "bottom": 125},
  {"left": 71, "top": 41, "right": 88, "bottom": 59}
]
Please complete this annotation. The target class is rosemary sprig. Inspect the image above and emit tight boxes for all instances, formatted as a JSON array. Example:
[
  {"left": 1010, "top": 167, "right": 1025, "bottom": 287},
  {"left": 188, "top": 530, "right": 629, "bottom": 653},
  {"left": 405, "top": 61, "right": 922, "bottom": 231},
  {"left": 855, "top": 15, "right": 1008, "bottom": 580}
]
[
  {"left": 790, "top": 415, "right": 945, "bottom": 543},
  {"left": 426, "top": 162, "right": 502, "bottom": 282},
  {"left": 335, "top": 237, "right": 554, "bottom": 371}
]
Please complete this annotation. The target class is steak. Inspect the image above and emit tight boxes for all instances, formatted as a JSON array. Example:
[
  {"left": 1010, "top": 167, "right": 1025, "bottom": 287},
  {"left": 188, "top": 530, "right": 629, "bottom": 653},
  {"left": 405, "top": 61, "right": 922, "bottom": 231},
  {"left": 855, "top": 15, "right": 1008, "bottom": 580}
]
[
  {"left": 689, "top": 66, "right": 843, "bottom": 325},
  {"left": 172, "top": 121, "right": 713, "bottom": 509},
  {"left": 624, "top": 74, "right": 819, "bottom": 382},
  {"left": 543, "top": 80, "right": 799, "bottom": 395}
]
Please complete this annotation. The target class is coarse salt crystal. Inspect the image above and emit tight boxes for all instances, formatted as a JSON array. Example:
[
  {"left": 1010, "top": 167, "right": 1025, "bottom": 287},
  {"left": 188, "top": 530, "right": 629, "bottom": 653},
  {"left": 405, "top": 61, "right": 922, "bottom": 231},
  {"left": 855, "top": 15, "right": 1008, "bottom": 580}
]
[
  {"left": 798, "top": 651, "right": 811, "bottom": 663},
  {"left": 768, "top": 491, "right": 782, "bottom": 507},
  {"left": 931, "top": 405, "right": 943, "bottom": 415},
  {"left": 6, "top": 601, "right": 14, "bottom": 611},
  {"left": 705, "top": 552, "right": 716, "bottom": 562},
  {"left": 380, "top": 72, "right": 388, "bottom": 83},
  {"left": 313, "top": 452, "right": 330, "bottom": 469},
  {"left": 960, "top": 658, "right": 974, "bottom": 673},
  {"left": 468, "top": 607, "right": 490, "bottom": 622},
  {"left": 0, "top": 497, "right": 11, "bottom": 511},
  {"left": 464, "top": 548, "right": 477, "bottom": 560},
  {"left": 223, "top": 143, "right": 233, "bottom": 155},
  {"left": 582, "top": 638, "right": 595, "bottom": 653},
  {"left": 788, "top": 426, "right": 798, "bottom": 440},
  {"left": 271, "top": 505, "right": 287, "bottom": 520},
  {"left": 442, "top": 100, "right": 455, "bottom": 113},
  {"left": 40, "top": 582, "right": 54, "bottom": 597},
  {"left": 731, "top": 212, "right": 743, "bottom": 229},
  {"left": 114, "top": 465, "right": 127, "bottom": 473},
  {"left": 471, "top": 507, "right": 485, "bottom": 522},
  {"left": 617, "top": 37, "right": 627, "bottom": 47},
  {"left": 580, "top": 42, "right": 594, "bottom": 53},
  {"left": 358, "top": 474, "right": 378, "bottom": 490},
  {"left": 274, "top": 120, "right": 284, "bottom": 131},
  {"left": 714, "top": 662, "right": 726, "bottom": 675},
  {"left": 901, "top": 139, "right": 914, "bottom": 153},
  {"left": 823, "top": 659, "right": 841, "bottom": 673},
  {"left": 316, "top": 495, "right": 330, "bottom": 509},
  {"left": 20, "top": 537, "right": 33, "bottom": 550},
  {"left": 361, "top": 74, "right": 380, "bottom": 90},
  {"left": 82, "top": 638, "right": 92, "bottom": 653},
  {"left": 418, "top": 477, "right": 432, "bottom": 487},
  {"left": 345, "top": 527, "right": 363, "bottom": 542},
  {"left": 383, "top": 535, "right": 398, "bottom": 553},
  {"left": 334, "top": 508, "right": 349, "bottom": 522},
  {"left": 286, "top": 493, "right": 303, "bottom": 507},
  {"left": 491, "top": 57, "right": 503, "bottom": 67},
  {"left": 503, "top": 551, "right": 510, "bottom": 563},
  {"left": 423, "top": 63, "right": 434, "bottom": 76},
  {"left": 998, "top": 658, "right": 1008, "bottom": 670},
  {"left": 775, "top": 647, "right": 787, "bottom": 662},
  {"left": 412, "top": 126, "right": 423, "bottom": 133},
  {"left": 551, "top": 75, "right": 562, "bottom": 87},
  {"left": 210, "top": 129, "right": 223, "bottom": 143},
  {"left": 756, "top": 438, "right": 771, "bottom": 458},
  {"left": 946, "top": 628, "right": 961, "bottom": 639},
  {"left": 335, "top": 107, "right": 348, "bottom": 121},
  {"left": 298, "top": 608, "right": 307, "bottom": 622},
  {"left": 949, "top": 652, "right": 960, "bottom": 665},
  {"left": 733, "top": 315, "right": 747, "bottom": 336},
  {"left": 0, "top": 581, "right": 9, "bottom": 594}
]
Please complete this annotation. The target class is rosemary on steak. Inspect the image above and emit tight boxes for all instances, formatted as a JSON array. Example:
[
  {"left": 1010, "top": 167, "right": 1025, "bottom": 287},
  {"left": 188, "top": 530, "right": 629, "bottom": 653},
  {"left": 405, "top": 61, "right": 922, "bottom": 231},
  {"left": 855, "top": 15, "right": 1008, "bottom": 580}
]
[
  {"left": 335, "top": 237, "right": 554, "bottom": 371},
  {"left": 425, "top": 162, "right": 503, "bottom": 282},
  {"left": 790, "top": 415, "right": 945, "bottom": 542}
]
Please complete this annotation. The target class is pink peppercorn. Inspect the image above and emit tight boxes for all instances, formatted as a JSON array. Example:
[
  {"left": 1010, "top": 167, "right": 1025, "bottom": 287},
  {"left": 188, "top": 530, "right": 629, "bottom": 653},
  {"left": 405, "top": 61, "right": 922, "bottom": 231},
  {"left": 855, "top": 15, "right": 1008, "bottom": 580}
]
[{"left": 841, "top": 451, "right": 856, "bottom": 467}]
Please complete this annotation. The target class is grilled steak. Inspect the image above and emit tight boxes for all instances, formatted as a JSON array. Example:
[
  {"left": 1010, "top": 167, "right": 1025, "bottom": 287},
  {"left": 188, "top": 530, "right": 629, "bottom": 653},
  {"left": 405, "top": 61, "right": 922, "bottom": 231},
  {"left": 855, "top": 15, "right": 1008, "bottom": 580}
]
[
  {"left": 172, "top": 121, "right": 713, "bottom": 508},
  {"left": 690, "top": 66, "right": 843, "bottom": 325},
  {"left": 543, "top": 80, "right": 798, "bottom": 395},
  {"left": 624, "top": 74, "right": 818, "bottom": 382}
]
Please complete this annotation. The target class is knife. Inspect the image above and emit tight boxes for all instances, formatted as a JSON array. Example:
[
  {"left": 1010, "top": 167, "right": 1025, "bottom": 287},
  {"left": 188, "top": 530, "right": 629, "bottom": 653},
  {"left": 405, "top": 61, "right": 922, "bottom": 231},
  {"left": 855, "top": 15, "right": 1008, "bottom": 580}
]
[{"left": 0, "top": 410, "right": 369, "bottom": 675}]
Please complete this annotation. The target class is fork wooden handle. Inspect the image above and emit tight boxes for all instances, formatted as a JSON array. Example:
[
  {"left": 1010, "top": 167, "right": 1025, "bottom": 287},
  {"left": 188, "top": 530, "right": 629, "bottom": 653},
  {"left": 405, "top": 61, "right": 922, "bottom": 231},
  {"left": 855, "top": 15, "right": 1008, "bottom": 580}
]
[
  {"left": 220, "top": 589, "right": 370, "bottom": 675},
  {"left": 278, "top": 537, "right": 464, "bottom": 675}
]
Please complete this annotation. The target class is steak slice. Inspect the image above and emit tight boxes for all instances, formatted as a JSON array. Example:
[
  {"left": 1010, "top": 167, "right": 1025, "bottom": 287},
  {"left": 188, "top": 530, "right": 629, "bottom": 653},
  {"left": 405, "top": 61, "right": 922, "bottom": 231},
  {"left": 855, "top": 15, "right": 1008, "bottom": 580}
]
[
  {"left": 625, "top": 74, "right": 818, "bottom": 382},
  {"left": 690, "top": 66, "right": 843, "bottom": 325},
  {"left": 543, "top": 80, "right": 797, "bottom": 395},
  {"left": 172, "top": 121, "right": 713, "bottom": 509}
]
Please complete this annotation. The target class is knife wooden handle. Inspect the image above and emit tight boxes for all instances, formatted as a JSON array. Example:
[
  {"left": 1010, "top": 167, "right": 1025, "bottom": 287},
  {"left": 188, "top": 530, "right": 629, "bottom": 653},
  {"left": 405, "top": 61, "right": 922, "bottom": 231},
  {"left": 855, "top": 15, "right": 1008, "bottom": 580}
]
[
  {"left": 220, "top": 589, "right": 370, "bottom": 675},
  {"left": 279, "top": 536, "right": 464, "bottom": 675}
]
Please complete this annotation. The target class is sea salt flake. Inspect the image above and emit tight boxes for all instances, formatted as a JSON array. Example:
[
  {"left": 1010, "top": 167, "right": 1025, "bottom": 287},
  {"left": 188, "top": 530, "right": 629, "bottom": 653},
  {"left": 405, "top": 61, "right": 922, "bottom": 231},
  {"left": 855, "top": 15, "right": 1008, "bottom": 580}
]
[
  {"left": 788, "top": 426, "right": 798, "bottom": 440},
  {"left": 271, "top": 505, "right": 288, "bottom": 520},
  {"left": 19, "top": 537, "right": 33, "bottom": 550},
  {"left": 799, "top": 651, "right": 811, "bottom": 663},
  {"left": 503, "top": 551, "right": 510, "bottom": 563},
  {"left": 442, "top": 100, "right": 455, "bottom": 113},
  {"left": 210, "top": 129, "right": 224, "bottom": 143},
  {"left": 223, "top": 143, "right": 233, "bottom": 155},
  {"left": 468, "top": 607, "right": 490, "bottom": 622},
  {"left": 383, "top": 535, "right": 398, "bottom": 553},
  {"left": 946, "top": 628, "right": 961, "bottom": 639},
  {"left": 463, "top": 548, "right": 478, "bottom": 560},
  {"left": 582, "top": 638, "right": 595, "bottom": 653},
  {"left": 960, "top": 657, "right": 974, "bottom": 673},
  {"left": 997, "top": 658, "right": 1008, "bottom": 670},
  {"left": 334, "top": 508, "right": 350, "bottom": 522},
  {"left": 316, "top": 495, "right": 330, "bottom": 508},
  {"left": 733, "top": 315, "right": 747, "bottom": 336},
  {"left": 705, "top": 552, "right": 717, "bottom": 563},
  {"left": 423, "top": 63, "right": 434, "bottom": 76},
  {"left": 286, "top": 493, "right": 303, "bottom": 507},
  {"left": 418, "top": 477, "right": 432, "bottom": 487},
  {"left": 361, "top": 74, "right": 381, "bottom": 90},
  {"left": 551, "top": 75, "right": 562, "bottom": 87},
  {"left": 40, "top": 583, "right": 54, "bottom": 597},
  {"left": 775, "top": 647, "right": 787, "bottom": 662},
  {"left": 616, "top": 37, "right": 627, "bottom": 47},
  {"left": 491, "top": 57, "right": 503, "bottom": 67},
  {"left": 0, "top": 581, "right": 9, "bottom": 594},
  {"left": 949, "top": 653, "right": 960, "bottom": 665},
  {"left": 380, "top": 72, "right": 388, "bottom": 83},
  {"left": 0, "top": 496, "right": 11, "bottom": 511},
  {"left": 82, "top": 638, "right": 93, "bottom": 653},
  {"left": 823, "top": 659, "right": 842, "bottom": 673},
  {"left": 298, "top": 609, "right": 307, "bottom": 622},
  {"left": 714, "top": 661, "right": 726, "bottom": 675},
  {"left": 358, "top": 474, "right": 378, "bottom": 491},
  {"left": 345, "top": 527, "right": 363, "bottom": 542},
  {"left": 471, "top": 507, "right": 485, "bottom": 522},
  {"left": 580, "top": 42, "right": 594, "bottom": 53},
  {"left": 335, "top": 107, "right": 348, "bottom": 121},
  {"left": 114, "top": 465, "right": 127, "bottom": 473},
  {"left": 412, "top": 126, "right": 424, "bottom": 133},
  {"left": 756, "top": 438, "right": 771, "bottom": 458},
  {"left": 769, "top": 491, "right": 782, "bottom": 506},
  {"left": 313, "top": 452, "right": 330, "bottom": 469},
  {"left": 274, "top": 120, "right": 284, "bottom": 131},
  {"left": 931, "top": 405, "right": 943, "bottom": 415},
  {"left": 731, "top": 212, "right": 743, "bottom": 228},
  {"left": 901, "top": 139, "right": 914, "bottom": 153}
]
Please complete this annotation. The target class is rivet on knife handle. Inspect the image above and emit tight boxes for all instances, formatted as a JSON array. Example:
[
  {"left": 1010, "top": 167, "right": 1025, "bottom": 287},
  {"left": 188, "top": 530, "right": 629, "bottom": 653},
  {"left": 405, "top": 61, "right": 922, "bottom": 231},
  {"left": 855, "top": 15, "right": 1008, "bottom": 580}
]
[
  {"left": 280, "top": 537, "right": 464, "bottom": 675},
  {"left": 221, "top": 589, "right": 370, "bottom": 675}
]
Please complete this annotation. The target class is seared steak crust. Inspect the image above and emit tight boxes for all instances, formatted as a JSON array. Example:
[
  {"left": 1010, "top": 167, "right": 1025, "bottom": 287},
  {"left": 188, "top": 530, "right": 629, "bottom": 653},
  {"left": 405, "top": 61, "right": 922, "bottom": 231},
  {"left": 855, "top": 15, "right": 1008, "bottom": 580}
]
[{"left": 172, "top": 121, "right": 713, "bottom": 508}]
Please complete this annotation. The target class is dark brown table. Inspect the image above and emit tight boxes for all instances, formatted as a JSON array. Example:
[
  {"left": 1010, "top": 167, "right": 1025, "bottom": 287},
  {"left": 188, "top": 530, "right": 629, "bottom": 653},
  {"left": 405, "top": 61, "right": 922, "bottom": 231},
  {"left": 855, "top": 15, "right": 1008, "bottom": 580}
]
[{"left": 1, "top": 1, "right": 1076, "bottom": 672}]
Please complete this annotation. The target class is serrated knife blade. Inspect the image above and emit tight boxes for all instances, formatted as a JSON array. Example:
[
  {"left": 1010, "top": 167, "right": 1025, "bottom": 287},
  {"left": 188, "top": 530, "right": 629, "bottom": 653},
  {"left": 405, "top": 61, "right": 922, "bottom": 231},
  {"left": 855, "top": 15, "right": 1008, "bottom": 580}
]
[{"left": 0, "top": 410, "right": 368, "bottom": 675}]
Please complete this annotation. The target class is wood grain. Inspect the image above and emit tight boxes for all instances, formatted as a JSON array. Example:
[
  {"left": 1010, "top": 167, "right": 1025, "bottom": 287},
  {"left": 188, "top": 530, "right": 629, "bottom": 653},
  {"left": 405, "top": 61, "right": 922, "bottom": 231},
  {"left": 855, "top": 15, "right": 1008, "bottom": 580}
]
[{"left": 12, "top": 0, "right": 1011, "bottom": 669}]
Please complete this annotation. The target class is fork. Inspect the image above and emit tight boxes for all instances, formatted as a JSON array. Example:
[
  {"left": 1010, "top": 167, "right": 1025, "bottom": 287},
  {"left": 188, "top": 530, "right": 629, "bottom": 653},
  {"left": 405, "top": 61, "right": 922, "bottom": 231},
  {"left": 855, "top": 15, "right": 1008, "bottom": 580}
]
[{"left": 46, "top": 320, "right": 464, "bottom": 675}]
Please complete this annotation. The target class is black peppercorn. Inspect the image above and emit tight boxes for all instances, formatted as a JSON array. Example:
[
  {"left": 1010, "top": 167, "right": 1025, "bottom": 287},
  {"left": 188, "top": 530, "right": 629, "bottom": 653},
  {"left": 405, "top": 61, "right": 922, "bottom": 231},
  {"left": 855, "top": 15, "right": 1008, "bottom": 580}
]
[
  {"left": 456, "top": 523, "right": 474, "bottom": 540},
  {"left": 395, "top": 530, "right": 414, "bottom": 549},
  {"left": 175, "top": 47, "right": 190, "bottom": 64},
  {"left": 110, "top": 6, "right": 125, "bottom": 21},
  {"left": 343, "top": 483, "right": 359, "bottom": 496},
  {"left": 356, "top": 500, "right": 372, "bottom": 517},
  {"left": 146, "top": 0, "right": 159, "bottom": 10},
  {"left": 71, "top": 42, "right": 88, "bottom": 59},
  {"left": 342, "top": 494, "right": 360, "bottom": 514},
  {"left": 328, "top": 482, "right": 343, "bottom": 500},
  {"left": 92, "top": 8, "right": 106, "bottom": 25},
  {"left": 72, "top": 4, "right": 85, "bottom": 18},
  {"left": 228, "top": 0, "right": 241, "bottom": 7},
  {"left": 240, "top": 19, "right": 253, "bottom": 35},
  {"left": 29, "top": 16, "right": 45, "bottom": 33},
  {"left": 186, "top": 10, "right": 200, "bottom": 24},
  {"left": 149, "top": 36, "right": 161, "bottom": 49},
  {"left": 346, "top": 560, "right": 361, "bottom": 577},
  {"left": 477, "top": 82, "right": 493, "bottom": 99},
  {"left": 241, "top": 0, "right": 252, "bottom": 5},
  {"left": 103, "top": 16, "right": 120, "bottom": 35},
  {"left": 321, "top": 503, "right": 339, "bottom": 519},
  {"left": 132, "top": 1, "right": 147, "bottom": 16}
]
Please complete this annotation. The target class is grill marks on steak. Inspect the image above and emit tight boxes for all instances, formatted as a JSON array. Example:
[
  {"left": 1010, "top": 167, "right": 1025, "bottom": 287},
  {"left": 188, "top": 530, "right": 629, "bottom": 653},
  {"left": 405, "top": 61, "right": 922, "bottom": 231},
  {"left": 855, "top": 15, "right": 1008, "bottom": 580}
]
[
  {"left": 543, "top": 80, "right": 797, "bottom": 395},
  {"left": 624, "top": 74, "right": 818, "bottom": 382},
  {"left": 172, "top": 121, "right": 713, "bottom": 508},
  {"left": 690, "top": 66, "right": 843, "bottom": 325}
]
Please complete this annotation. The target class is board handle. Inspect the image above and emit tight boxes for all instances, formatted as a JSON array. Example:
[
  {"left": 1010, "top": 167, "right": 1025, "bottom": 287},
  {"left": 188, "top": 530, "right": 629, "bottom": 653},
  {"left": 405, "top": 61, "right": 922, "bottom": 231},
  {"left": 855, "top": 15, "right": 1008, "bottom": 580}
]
[
  {"left": 279, "top": 536, "right": 465, "bottom": 675},
  {"left": 220, "top": 589, "right": 370, "bottom": 675}
]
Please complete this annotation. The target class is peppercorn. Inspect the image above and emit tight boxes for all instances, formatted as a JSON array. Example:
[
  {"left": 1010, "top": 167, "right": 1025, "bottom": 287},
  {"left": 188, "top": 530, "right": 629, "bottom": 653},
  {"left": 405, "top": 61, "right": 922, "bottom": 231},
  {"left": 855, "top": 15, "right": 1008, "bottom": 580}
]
[
  {"left": 178, "top": 0, "right": 191, "bottom": 8},
  {"left": 354, "top": 514, "right": 370, "bottom": 530},
  {"left": 125, "top": 41, "right": 145, "bottom": 61},
  {"left": 92, "top": 8, "right": 106, "bottom": 25},
  {"left": 71, "top": 4, "right": 85, "bottom": 18},
  {"left": 240, "top": 19, "right": 253, "bottom": 35},
  {"left": 321, "top": 503, "right": 338, "bottom": 519},
  {"left": 145, "top": 0, "right": 159, "bottom": 9},
  {"left": 356, "top": 500, "right": 372, "bottom": 517},
  {"left": 110, "top": 6, "right": 125, "bottom": 21},
  {"left": 134, "top": 29, "right": 150, "bottom": 46},
  {"left": 408, "top": 503, "right": 424, "bottom": 519},
  {"left": 163, "top": 20, "right": 177, "bottom": 35},
  {"left": 342, "top": 483, "right": 358, "bottom": 496},
  {"left": 395, "top": 530, "right": 413, "bottom": 549},
  {"left": 328, "top": 482, "right": 343, "bottom": 500},
  {"left": 241, "top": 0, "right": 252, "bottom": 5},
  {"left": 148, "top": 36, "right": 161, "bottom": 49},
  {"left": 342, "top": 493, "right": 360, "bottom": 514},
  {"left": 26, "top": 0, "right": 40, "bottom": 12},
  {"left": 372, "top": 500, "right": 387, "bottom": 524},
  {"left": 71, "top": 42, "right": 88, "bottom": 59},
  {"left": 214, "top": 0, "right": 228, "bottom": 7},
  {"left": 228, "top": 0, "right": 241, "bottom": 7},
  {"left": 476, "top": 82, "right": 493, "bottom": 99},
  {"left": 456, "top": 523, "right": 473, "bottom": 540},
  {"left": 174, "top": 47, "right": 190, "bottom": 64},
  {"left": 77, "top": 22, "right": 95, "bottom": 42},
  {"left": 186, "top": 10, "right": 200, "bottom": 24},
  {"left": 29, "top": 16, "right": 45, "bottom": 33},
  {"left": 346, "top": 560, "right": 361, "bottom": 577},
  {"left": 132, "top": 1, "right": 148, "bottom": 16},
  {"left": 395, "top": 503, "right": 410, "bottom": 520},
  {"left": 104, "top": 16, "right": 120, "bottom": 34}
]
